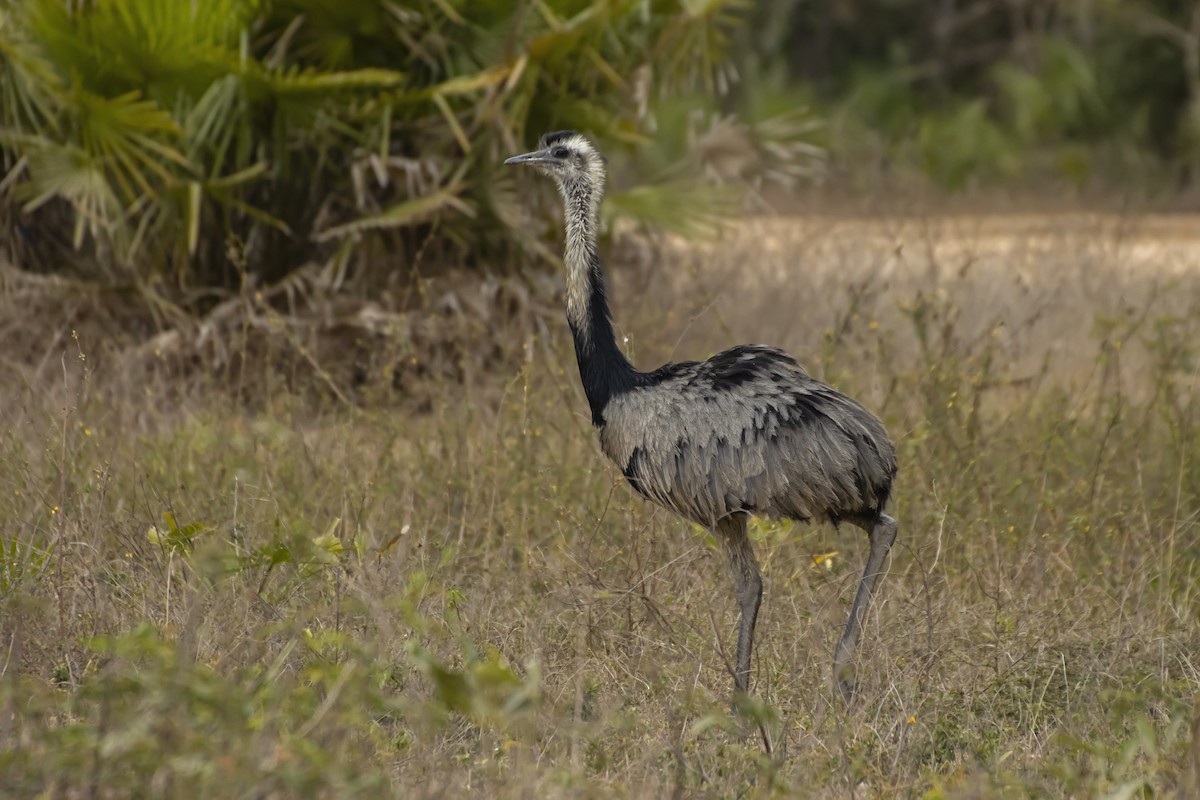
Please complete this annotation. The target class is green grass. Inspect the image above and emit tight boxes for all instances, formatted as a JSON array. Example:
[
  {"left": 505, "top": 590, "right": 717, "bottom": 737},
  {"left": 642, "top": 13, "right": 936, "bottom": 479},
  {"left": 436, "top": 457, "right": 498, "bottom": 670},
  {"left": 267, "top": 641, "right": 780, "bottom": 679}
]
[{"left": 1, "top": 214, "right": 1199, "bottom": 798}]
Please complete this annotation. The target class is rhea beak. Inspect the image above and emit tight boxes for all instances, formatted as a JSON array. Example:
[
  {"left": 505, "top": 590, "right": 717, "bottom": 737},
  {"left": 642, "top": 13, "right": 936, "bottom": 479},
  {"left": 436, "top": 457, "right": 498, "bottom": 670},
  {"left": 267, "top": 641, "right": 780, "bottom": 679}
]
[{"left": 504, "top": 149, "right": 554, "bottom": 167}]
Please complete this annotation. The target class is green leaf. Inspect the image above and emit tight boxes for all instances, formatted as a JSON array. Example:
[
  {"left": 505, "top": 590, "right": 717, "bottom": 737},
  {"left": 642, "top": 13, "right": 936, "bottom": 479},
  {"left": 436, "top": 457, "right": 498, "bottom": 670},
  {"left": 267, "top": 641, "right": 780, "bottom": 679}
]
[
  {"left": 203, "top": 161, "right": 269, "bottom": 191},
  {"left": 312, "top": 183, "right": 473, "bottom": 242},
  {"left": 255, "top": 66, "right": 406, "bottom": 96},
  {"left": 431, "top": 92, "right": 470, "bottom": 153},
  {"left": 432, "top": 64, "right": 513, "bottom": 97},
  {"left": 184, "top": 180, "right": 201, "bottom": 255}
]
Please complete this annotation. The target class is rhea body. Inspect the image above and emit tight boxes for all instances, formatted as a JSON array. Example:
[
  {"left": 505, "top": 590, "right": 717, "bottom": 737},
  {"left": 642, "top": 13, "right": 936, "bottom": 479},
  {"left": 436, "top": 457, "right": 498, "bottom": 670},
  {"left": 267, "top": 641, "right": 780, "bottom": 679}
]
[{"left": 505, "top": 131, "right": 898, "bottom": 701}]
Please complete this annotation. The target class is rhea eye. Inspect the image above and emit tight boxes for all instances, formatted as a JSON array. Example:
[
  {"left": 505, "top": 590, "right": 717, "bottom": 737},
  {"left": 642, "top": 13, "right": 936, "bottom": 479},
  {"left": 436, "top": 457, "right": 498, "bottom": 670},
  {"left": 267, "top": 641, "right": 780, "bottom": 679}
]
[{"left": 552, "top": 147, "right": 569, "bottom": 159}]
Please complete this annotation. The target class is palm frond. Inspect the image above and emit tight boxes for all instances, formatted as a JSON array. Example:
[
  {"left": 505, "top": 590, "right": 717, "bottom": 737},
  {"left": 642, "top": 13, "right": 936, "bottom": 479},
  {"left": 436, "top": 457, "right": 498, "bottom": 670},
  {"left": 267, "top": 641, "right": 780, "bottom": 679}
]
[
  {"left": 0, "top": 6, "right": 64, "bottom": 135},
  {"left": 312, "top": 181, "right": 473, "bottom": 243},
  {"left": 16, "top": 138, "right": 120, "bottom": 248},
  {"left": 0, "top": 0, "right": 756, "bottom": 286},
  {"left": 254, "top": 65, "right": 406, "bottom": 96},
  {"left": 72, "top": 88, "right": 189, "bottom": 202}
]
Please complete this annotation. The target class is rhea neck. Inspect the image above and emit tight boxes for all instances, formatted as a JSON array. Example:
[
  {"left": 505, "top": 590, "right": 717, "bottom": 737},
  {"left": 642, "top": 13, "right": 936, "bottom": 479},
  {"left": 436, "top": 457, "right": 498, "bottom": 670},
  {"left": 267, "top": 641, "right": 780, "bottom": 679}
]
[{"left": 556, "top": 172, "right": 639, "bottom": 425}]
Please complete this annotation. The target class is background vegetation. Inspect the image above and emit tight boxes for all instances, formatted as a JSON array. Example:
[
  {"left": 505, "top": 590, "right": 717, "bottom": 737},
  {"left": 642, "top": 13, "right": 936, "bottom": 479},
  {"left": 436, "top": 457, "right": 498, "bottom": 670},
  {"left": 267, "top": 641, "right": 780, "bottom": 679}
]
[
  {"left": 1, "top": 1, "right": 1199, "bottom": 798},
  {"left": 0, "top": 0, "right": 748, "bottom": 289},
  {"left": 734, "top": 0, "right": 1200, "bottom": 190},
  {"left": 4, "top": 0, "right": 1199, "bottom": 294}
]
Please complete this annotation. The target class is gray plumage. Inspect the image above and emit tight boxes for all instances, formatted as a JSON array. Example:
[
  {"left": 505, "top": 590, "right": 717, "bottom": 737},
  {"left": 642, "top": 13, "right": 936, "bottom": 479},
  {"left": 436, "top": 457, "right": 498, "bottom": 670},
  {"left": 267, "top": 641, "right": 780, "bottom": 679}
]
[
  {"left": 603, "top": 345, "right": 894, "bottom": 525},
  {"left": 506, "top": 132, "right": 898, "bottom": 703}
]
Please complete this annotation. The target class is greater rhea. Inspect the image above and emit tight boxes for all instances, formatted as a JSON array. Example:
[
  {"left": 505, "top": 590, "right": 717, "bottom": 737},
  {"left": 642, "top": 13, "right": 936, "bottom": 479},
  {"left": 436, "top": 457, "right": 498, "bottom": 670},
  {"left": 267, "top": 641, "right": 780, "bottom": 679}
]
[{"left": 506, "top": 131, "right": 898, "bottom": 702}]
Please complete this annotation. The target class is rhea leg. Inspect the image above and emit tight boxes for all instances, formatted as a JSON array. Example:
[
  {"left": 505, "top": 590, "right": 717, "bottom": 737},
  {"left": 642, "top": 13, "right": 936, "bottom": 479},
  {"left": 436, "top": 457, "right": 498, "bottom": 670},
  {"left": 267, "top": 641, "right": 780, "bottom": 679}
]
[
  {"left": 833, "top": 513, "right": 897, "bottom": 702},
  {"left": 715, "top": 514, "right": 763, "bottom": 694}
]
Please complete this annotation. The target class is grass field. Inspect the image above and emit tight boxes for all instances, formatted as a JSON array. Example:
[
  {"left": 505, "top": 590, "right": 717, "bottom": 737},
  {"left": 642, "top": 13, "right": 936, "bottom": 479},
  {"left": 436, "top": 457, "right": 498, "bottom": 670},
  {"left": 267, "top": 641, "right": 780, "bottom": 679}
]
[{"left": 2, "top": 213, "right": 1199, "bottom": 798}]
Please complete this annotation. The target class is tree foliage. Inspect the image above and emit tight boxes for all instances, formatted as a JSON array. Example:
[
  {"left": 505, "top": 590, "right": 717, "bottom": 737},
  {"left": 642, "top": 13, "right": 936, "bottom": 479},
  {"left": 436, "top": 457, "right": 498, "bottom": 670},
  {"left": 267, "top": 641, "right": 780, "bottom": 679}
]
[
  {"left": 0, "top": 0, "right": 743, "bottom": 287},
  {"left": 737, "top": 0, "right": 1200, "bottom": 189},
  {"left": 3, "top": 1, "right": 1196, "bottom": 292}
]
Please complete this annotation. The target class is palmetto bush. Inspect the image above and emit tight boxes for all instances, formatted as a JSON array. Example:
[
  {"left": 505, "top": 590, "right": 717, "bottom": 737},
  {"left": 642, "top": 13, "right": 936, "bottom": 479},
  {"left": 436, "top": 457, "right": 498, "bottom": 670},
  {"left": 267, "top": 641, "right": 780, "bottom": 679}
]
[{"left": 0, "top": 0, "right": 743, "bottom": 290}]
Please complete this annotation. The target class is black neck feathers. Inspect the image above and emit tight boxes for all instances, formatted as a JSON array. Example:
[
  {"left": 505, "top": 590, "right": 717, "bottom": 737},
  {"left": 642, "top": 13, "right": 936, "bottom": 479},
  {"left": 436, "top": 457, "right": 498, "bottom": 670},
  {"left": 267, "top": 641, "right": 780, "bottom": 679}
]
[
  {"left": 559, "top": 180, "right": 638, "bottom": 426},
  {"left": 568, "top": 250, "right": 638, "bottom": 425}
]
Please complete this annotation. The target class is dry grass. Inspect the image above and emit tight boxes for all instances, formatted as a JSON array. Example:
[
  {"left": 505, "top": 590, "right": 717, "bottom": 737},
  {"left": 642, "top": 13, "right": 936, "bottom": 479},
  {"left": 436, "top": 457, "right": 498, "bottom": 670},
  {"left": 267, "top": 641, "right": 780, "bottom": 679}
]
[{"left": 1, "top": 212, "right": 1198, "bottom": 798}]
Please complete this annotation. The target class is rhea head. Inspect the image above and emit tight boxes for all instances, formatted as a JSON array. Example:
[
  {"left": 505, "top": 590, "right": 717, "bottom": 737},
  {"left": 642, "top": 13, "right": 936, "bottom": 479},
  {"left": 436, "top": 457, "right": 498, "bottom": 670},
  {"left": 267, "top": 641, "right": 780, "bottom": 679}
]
[{"left": 504, "top": 130, "right": 606, "bottom": 201}]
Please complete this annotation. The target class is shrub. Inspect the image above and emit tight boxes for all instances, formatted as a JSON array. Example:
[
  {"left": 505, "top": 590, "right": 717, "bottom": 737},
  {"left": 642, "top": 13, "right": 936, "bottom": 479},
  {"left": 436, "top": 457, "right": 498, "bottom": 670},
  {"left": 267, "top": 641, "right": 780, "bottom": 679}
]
[{"left": 0, "top": 0, "right": 744, "bottom": 287}]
